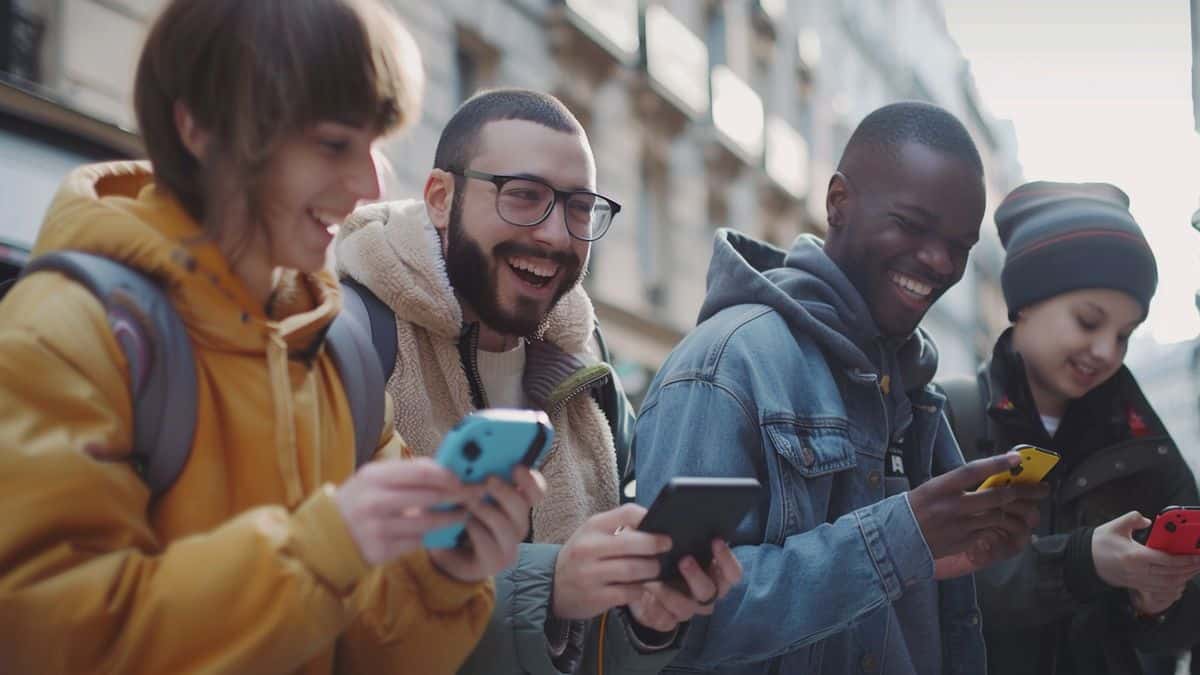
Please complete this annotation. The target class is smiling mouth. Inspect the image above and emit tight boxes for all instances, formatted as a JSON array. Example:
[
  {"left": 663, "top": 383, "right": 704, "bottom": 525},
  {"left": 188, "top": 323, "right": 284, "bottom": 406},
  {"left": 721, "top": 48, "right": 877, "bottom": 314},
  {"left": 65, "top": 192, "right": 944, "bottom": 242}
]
[
  {"left": 307, "top": 208, "right": 340, "bottom": 234},
  {"left": 506, "top": 255, "right": 560, "bottom": 289},
  {"left": 1068, "top": 358, "right": 1101, "bottom": 378},
  {"left": 889, "top": 271, "right": 936, "bottom": 300}
]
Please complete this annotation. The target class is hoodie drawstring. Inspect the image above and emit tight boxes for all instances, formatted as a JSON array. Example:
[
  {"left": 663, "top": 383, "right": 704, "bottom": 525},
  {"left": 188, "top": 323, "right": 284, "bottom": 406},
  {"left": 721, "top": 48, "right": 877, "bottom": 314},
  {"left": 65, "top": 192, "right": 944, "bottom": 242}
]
[{"left": 267, "top": 331, "right": 304, "bottom": 507}]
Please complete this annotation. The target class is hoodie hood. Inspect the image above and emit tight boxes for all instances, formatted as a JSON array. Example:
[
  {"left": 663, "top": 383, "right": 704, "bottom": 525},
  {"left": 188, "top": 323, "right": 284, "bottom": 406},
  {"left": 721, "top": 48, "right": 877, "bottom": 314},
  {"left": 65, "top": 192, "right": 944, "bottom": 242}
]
[
  {"left": 699, "top": 229, "right": 939, "bottom": 391},
  {"left": 33, "top": 161, "right": 340, "bottom": 356}
]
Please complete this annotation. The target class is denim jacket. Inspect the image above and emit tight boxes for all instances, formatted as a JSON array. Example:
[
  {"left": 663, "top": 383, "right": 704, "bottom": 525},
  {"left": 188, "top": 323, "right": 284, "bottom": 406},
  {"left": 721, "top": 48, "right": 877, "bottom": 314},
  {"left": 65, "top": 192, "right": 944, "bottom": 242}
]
[{"left": 633, "top": 230, "right": 985, "bottom": 674}]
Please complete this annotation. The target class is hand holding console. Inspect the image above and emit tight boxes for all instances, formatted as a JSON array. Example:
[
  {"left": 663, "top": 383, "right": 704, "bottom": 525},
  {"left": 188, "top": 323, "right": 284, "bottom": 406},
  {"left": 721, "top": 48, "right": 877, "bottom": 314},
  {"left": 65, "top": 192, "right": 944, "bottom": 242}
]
[
  {"left": 429, "top": 466, "right": 546, "bottom": 582},
  {"left": 423, "top": 409, "right": 554, "bottom": 549},
  {"left": 550, "top": 477, "right": 756, "bottom": 634},
  {"left": 625, "top": 477, "right": 757, "bottom": 631},
  {"left": 910, "top": 451, "right": 1049, "bottom": 578},
  {"left": 1143, "top": 506, "right": 1200, "bottom": 555},
  {"left": 975, "top": 445, "right": 1060, "bottom": 490},
  {"left": 636, "top": 477, "right": 760, "bottom": 579},
  {"left": 420, "top": 409, "right": 552, "bottom": 582},
  {"left": 627, "top": 539, "right": 743, "bottom": 632},
  {"left": 335, "top": 456, "right": 476, "bottom": 567},
  {"left": 1093, "top": 508, "right": 1200, "bottom": 598},
  {"left": 552, "top": 504, "right": 673, "bottom": 620}
]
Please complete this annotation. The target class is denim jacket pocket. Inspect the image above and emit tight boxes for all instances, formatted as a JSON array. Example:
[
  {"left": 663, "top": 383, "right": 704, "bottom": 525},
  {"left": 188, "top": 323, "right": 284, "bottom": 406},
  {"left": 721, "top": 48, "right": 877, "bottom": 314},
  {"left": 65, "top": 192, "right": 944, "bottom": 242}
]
[
  {"left": 765, "top": 421, "right": 858, "bottom": 477},
  {"left": 763, "top": 420, "right": 858, "bottom": 542}
]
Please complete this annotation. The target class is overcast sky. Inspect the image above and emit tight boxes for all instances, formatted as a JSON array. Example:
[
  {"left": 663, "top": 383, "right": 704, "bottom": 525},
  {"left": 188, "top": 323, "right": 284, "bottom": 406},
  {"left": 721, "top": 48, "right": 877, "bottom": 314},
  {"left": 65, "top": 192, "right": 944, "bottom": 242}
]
[{"left": 941, "top": 0, "right": 1200, "bottom": 344}]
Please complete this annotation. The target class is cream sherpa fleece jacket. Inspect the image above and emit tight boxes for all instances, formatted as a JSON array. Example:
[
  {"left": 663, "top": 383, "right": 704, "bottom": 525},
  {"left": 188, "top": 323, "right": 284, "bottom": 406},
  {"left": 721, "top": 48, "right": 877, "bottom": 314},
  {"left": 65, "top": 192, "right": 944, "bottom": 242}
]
[{"left": 334, "top": 199, "right": 618, "bottom": 543}]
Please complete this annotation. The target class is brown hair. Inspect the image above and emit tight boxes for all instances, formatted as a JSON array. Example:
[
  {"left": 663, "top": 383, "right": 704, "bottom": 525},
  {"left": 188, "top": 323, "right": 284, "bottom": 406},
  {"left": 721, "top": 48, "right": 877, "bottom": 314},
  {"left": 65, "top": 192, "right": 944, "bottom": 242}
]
[{"left": 134, "top": 0, "right": 422, "bottom": 229}]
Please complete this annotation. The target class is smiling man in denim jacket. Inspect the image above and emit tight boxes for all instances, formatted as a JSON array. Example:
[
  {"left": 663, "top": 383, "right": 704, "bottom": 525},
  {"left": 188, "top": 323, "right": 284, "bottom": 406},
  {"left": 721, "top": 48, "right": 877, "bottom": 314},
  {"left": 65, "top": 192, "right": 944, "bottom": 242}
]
[{"left": 633, "top": 102, "right": 1051, "bottom": 674}]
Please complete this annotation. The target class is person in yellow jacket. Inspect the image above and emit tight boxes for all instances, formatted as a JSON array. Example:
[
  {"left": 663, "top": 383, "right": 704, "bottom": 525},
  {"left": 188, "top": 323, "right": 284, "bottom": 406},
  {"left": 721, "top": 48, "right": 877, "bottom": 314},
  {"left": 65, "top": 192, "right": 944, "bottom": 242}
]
[{"left": 0, "top": 1, "right": 545, "bottom": 673}]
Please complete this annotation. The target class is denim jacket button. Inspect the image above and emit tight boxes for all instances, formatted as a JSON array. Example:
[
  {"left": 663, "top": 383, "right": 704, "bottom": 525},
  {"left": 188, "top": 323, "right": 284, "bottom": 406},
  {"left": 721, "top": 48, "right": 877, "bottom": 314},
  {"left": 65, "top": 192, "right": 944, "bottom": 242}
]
[
  {"left": 868, "top": 471, "right": 881, "bottom": 487},
  {"left": 861, "top": 653, "right": 878, "bottom": 672},
  {"left": 968, "top": 612, "right": 980, "bottom": 625},
  {"left": 1076, "top": 477, "right": 1088, "bottom": 488},
  {"left": 801, "top": 444, "right": 816, "bottom": 468}
]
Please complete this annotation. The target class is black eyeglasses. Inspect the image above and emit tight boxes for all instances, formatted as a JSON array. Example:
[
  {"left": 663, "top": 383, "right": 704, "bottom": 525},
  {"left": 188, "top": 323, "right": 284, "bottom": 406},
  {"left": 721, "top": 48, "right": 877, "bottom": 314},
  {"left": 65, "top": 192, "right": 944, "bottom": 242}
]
[{"left": 450, "top": 168, "right": 621, "bottom": 242}]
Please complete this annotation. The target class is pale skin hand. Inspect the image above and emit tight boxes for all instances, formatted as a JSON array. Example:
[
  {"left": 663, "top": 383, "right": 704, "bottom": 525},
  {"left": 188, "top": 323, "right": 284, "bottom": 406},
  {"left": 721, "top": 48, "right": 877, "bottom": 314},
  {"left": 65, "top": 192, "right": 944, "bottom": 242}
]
[
  {"left": 335, "top": 457, "right": 475, "bottom": 566},
  {"left": 628, "top": 539, "right": 744, "bottom": 633},
  {"left": 1130, "top": 586, "right": 1185, "bottom": 617},
  {"left": 1092, "top": 511, "right": 1200, "bottom": 595},
  {"left": 551, "top": 504, "right": 673, "bottom": 620},
  {"left": 429, "top": 466, "right": 548, "bottom": 583},
  {"left": 336, "top": 458, "right": 547, "bottom": 583}
]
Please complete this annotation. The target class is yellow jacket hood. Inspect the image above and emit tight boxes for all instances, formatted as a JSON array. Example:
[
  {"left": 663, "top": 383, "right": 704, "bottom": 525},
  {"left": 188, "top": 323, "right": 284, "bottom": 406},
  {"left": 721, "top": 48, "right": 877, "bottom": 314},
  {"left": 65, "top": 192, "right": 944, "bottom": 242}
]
[{"left": 35, "top": 160, "right": 340, "bottom": 356}]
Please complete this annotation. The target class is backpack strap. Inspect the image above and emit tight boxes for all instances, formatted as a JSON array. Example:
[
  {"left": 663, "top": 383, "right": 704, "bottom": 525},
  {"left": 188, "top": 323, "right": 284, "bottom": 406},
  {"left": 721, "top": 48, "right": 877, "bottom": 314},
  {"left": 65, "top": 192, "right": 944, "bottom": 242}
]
[
  {"left": 326, "top": 303, "right": 388, "bottom": 468},
  {"left": 19, "top": 251, "right": 197, "bottom": 498},
  {"left": 340, "top": 278, "right": 398, "bottom": 380},
  {"left": 936, "top": 372, "right": 991, "bottom": 460}
]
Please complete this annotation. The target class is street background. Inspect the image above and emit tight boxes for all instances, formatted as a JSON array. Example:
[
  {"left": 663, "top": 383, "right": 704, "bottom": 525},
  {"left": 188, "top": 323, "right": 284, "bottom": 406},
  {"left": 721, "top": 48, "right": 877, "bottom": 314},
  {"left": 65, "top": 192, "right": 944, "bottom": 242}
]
[{"left": 1, "top": 0, "right": 1198, "bottom": 474}]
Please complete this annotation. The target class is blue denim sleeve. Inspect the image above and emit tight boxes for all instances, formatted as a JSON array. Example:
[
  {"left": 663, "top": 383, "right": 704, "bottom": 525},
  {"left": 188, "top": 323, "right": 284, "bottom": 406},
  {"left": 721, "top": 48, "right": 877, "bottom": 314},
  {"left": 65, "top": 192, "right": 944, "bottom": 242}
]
[{"left": 634, "top": 377, "right": 935, "bottom": 668}]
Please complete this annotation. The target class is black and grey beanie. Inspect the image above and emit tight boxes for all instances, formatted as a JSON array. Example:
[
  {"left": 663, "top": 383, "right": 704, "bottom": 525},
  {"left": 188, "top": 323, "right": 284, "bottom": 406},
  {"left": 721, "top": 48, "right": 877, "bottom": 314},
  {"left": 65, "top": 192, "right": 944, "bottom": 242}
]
[{"left": 996, "top": 181, "right": 1158, "bottom": 320}]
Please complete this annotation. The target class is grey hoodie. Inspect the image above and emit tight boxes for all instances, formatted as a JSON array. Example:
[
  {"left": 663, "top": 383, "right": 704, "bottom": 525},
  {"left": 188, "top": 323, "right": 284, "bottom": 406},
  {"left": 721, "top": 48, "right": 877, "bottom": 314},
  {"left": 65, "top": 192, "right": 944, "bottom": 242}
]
[{"left": 700, "top": 230, "right": 940, "bottom": 405}]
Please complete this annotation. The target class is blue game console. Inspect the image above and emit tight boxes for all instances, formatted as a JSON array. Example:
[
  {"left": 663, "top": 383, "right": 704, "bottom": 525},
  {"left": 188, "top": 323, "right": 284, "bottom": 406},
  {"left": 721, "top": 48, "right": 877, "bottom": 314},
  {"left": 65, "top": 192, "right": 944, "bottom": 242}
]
[{"left": 422, "top": 409, "right": 555, "bottom": 549}]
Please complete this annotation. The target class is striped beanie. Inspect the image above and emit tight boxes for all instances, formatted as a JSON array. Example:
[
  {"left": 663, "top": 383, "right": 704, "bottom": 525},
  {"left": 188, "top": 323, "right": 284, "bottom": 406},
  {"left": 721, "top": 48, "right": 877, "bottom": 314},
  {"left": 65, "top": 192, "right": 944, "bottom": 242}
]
[{"left": 996, "top": 181, "right": 1157, "bottom": 320}]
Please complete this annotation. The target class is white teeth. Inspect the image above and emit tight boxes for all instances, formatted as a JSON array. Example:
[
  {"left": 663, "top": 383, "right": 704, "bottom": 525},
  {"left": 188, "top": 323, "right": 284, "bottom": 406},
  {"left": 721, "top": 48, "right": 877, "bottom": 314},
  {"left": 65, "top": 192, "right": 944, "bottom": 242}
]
[
  {"left": 508, "top": 256, "right": 558, "bottom": 278},
  {"left": 1072, "top": 360, "right": 1098, "bottom": 375},
  {"left": 307, "top": 209, "right": 338, "bottom": 228},
  {"left": 890, "top": 272, "right": 933, "bottom": 297}
]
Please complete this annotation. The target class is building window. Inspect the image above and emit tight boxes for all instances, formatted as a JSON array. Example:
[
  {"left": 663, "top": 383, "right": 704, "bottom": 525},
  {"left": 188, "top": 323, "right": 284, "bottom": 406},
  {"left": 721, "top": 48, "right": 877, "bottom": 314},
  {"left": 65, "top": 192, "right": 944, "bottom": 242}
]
[
  {"left": 794, "top": 29, "right": 821, "bottom": 138},
  {"left": 638, "top": 152, "right": 667, "bottom": 308},
  {"left": 1, "top": 1, "right": 45, "bottom": 84}
]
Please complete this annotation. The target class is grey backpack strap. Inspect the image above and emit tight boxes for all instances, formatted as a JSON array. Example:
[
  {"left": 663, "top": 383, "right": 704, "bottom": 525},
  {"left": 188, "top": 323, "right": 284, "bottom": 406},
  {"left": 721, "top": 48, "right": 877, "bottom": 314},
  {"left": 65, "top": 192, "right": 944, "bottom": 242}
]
[
  {"left": 19, "top": 251, "right": 197, "bottom": 498},
  {"left": 326, "top": 303, "right": 387, "bottom": 468},
  {"left": 937, "top": 372, "right": 990, "bottom": 460},
  {"left": 340, "top": 278, "right": 397, "bottom": 380}
]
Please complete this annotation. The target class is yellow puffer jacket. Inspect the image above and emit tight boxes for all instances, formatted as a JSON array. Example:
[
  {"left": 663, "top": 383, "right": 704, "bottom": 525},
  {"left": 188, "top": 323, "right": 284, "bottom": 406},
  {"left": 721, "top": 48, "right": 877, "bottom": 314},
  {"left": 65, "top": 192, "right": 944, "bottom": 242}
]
[{"left": 0, "top": 161, "right": 493, "bottom": 674}]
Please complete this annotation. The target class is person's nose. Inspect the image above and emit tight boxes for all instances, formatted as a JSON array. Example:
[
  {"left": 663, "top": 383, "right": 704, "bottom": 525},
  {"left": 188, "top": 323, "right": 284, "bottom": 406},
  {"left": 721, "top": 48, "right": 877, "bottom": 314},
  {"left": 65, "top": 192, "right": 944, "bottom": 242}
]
[
  {"left": 346, "top": 149, "right": 382, "bottom": 203},
  {"left": 530, "top": 196, "right": 574, "bottom": 250},
  {"left": 915, "top": 238, "right": 954, "bottom": 279}
]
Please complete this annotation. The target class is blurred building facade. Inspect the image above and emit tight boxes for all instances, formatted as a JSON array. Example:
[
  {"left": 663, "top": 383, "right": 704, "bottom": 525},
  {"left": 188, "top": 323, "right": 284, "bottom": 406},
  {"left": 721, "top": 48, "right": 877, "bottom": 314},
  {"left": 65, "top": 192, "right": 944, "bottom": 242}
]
[
  {"left": 2, "top": 0, "right": 1022, "bottom": 403},
  {"left": 1192, "top": 0, "right": 1198, "bottom": 134},
  {"left": 1192, "top": 0, "right": 1198, "bottom": 230}
]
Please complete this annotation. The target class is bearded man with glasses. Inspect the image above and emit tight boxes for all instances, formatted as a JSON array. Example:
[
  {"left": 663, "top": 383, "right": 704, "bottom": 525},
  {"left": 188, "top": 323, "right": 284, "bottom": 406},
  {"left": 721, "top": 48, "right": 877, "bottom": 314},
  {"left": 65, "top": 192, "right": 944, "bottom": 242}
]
[{"left": 334, "top": 88, "right": 740, "bottom": 675}]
